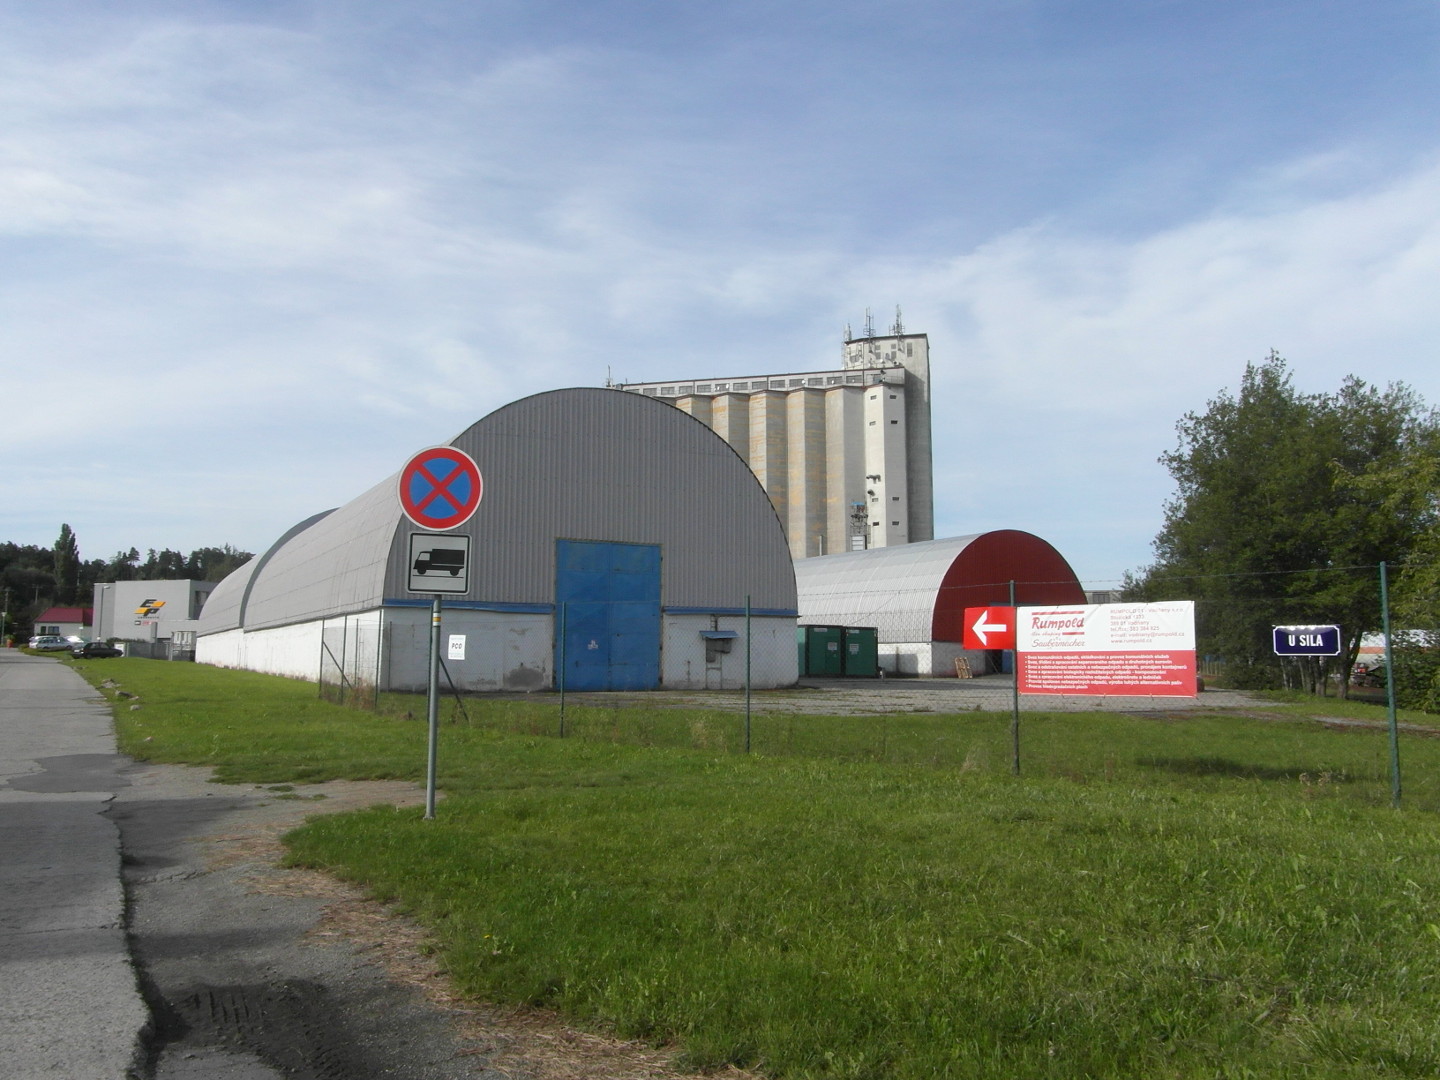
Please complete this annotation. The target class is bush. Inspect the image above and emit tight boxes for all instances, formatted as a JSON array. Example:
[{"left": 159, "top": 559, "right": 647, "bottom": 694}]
[
  {"left": 1391, "top": 642, "right": 1440, "bottom": 713},
  {"left": 1219, "top": 659, "right": 1284, "bottom": 690}
]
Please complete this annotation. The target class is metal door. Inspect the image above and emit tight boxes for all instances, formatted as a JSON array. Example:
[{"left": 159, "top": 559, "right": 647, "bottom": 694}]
[{"left": 555, "top": 540, "right": 661, "bottom": 691}]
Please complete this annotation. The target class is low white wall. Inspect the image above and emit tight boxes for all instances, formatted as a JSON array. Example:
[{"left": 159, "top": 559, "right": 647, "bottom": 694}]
[
  {"left": 662, "top": 615, "right": 798, "bottom": 689},
  {"left": 196, "top": 620, "right": 327, "bottom": 681},
  {"left": 202, "top": 608, "right": 801, "bottom": 692},
  {"left": 875, "top": 641, "right": 995, "bottom": 678},
  {"left": 384, "top": 609, "right": 552, "bottom": 693}
]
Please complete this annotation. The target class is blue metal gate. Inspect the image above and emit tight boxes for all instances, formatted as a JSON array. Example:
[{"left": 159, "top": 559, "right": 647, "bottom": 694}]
[{"left": 555, "top": 540, "right": 661, "bottom": 691}]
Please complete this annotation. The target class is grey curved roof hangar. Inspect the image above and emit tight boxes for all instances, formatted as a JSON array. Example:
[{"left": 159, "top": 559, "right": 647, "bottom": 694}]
[
  {"left": 201, "top": 388, "right": 796, "bottom": 635},
  {"left": 795, "top": 531, "right": 1086, "bottom": 643}
]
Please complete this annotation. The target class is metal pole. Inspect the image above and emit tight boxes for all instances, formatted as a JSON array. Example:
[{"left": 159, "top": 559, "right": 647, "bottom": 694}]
[
  {"left": 424, "top": 596, "right": 442, "bottom": 820},
  {"left": 1381, "top": 562, "right": 1401, "bottom": 808},
  {"left": 744, "top": 595, "right": 752, "bottom": 753},
  {"left": 1010, "top": 579, "right": 1020, "bottom": 776},
  {"left": 558, "top": 602, "right": 566, "bottom": 738}
]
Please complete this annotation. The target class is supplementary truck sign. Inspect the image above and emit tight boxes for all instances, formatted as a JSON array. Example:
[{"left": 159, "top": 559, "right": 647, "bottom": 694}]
[{"left": 407, "top": 533, "right": 471, "bottom": 594}]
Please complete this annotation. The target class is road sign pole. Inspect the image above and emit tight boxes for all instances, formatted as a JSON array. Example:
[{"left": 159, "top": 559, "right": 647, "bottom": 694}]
[
  {"left": 424, "top": 596, "right": 442, "bottom": 820},
  {"left": 1009, "top": 580, "right": 1020, "bottom": 776}
]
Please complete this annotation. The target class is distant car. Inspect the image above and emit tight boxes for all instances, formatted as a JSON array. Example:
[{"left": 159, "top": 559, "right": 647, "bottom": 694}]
[
  {"left": 72, "top": 641, "right": 123, "bottom": 659},
  {"left": 28, "top": 635, "right": 71, "bottom": 651}
]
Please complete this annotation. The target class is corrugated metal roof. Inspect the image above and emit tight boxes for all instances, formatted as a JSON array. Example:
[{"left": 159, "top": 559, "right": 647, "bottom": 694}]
[
  {"left": 201, "top": 388, "right": 796, "bottom": 635},
  {"left": 199, "top": 509, "right": 337, "bottom": 634},
  {"left": 240, "top": 488, "right": 398, "bottom": 631},
  {"left": 795, "top": 536, "right": 986, "bottom": 641},
  {"left": 795, "top": 531, "right": 1085, "bottom": 643},
  {"left": 196, "top": 558, "right": 258, "bottom": 634}
]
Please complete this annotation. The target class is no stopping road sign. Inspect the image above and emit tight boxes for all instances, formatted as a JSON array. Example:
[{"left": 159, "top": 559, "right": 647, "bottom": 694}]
[{"left": 398, "top": 446, "right": 483, "bottom": 531}]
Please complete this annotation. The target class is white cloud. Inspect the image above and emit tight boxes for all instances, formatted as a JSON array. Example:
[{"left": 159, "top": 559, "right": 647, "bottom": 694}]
[
  {"left": 870, "top": 153, "right": 1440, "bottom": 581},
  {"left": 4, "top": 6, "right": 1440, "bottom": 583}
]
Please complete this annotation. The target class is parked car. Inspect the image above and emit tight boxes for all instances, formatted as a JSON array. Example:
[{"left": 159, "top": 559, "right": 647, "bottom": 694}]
[
  {"left": 72, "top": 641, "right": 123, "bottom": 659},
  {"left": 27, "top": 635, "right": 71, "bottom": 651},
  {"left": 1351, "top": 662, "right": 1387, "bottom": 688}
]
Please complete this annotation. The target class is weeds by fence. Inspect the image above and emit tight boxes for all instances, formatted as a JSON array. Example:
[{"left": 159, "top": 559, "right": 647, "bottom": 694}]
[{"left": 318, "top": 614, "right": 383, "bottom": 706}]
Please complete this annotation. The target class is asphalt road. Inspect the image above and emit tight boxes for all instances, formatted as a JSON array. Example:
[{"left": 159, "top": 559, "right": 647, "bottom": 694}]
[
  {"left": 0, "top": 648, "right": 149, "bottom": 1078},
  {"left": 113, "top": 760, "right": 501, "bottom": 1079},
  {"left": 0, "top": 650, "right": 506, "bottom": 1080}
]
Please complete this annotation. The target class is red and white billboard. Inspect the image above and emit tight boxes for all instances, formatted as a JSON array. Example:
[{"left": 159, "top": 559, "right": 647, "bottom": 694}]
[{"left": 1016, "top": 601, "right": 1196, "bottom": 697}]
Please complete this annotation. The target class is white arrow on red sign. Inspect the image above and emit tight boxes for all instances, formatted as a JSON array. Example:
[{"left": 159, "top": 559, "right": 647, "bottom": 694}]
[
  {"left": 970, "top": 610, "right": 1008, "bottom": 646},
  {"left": 962, "top": 606, "right": 1017, "bottom": 651}
]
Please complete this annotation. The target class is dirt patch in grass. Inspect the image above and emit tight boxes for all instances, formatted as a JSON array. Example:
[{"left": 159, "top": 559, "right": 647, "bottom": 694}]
[{"left": 202, "top": 775, "right": 759, "bottom": 1080}]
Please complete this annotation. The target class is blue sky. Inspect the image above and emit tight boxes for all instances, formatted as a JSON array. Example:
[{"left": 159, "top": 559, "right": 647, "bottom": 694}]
[{"left": 4, "top": 0, "right": 1439, "bottom": 588}]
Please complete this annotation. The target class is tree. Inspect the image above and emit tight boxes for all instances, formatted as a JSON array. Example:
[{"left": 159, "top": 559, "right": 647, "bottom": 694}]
[
  {"left": 184, "top": 544, "right": 254, "bottom": 582},
  {"left": 105, "top": 548, "right": 140, "bottom": 582},
  {"left": 52, "top": 525, "right": 80, "bottom": 605},
  {"left": 1344, "top": 434, "right": 1440, "bottom": 710},
  {"left": 139, "top": 548, "right": 188, "bottom": 580},
  {"left": 1130, "top": 352, "right": 1439, "bottom": 693}
]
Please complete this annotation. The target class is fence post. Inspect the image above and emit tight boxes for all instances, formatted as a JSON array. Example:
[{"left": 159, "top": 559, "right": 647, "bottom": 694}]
[
  {"left": 558, "top": 601, "right": 567, "bottom": 738},
  {"left": 1381, "top": 561, "right": 1401, "bottom": 808},
  {"left": 1010, "top": 579, "right": 1021, "bottom": 776},
  {"left": 744, "top": 595, "right": 752, "bottom": 753}
]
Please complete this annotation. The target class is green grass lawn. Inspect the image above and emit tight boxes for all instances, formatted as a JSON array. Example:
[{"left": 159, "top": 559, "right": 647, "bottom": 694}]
[{"left": 81, "top": 656, "right": 1440, "bottom": 1078}]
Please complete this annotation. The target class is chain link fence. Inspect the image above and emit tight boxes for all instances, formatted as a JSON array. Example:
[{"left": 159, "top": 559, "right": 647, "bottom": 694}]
[
  {"left": 313, "top": 566, "right": 1437, "bottom": 719},
  {"left": 318, "top": 614, "right": 384, "bottom": 706}
]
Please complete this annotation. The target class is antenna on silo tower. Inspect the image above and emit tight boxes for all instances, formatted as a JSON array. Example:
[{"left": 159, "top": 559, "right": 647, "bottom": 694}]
[
  {"left": 864, "top": 308, "right": 876, "bottom": 339},
  {"left": 891, "top": 305, "right": 905, "bottom": 336}
]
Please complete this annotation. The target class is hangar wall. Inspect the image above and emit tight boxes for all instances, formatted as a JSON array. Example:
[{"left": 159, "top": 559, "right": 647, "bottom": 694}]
[
  {"left": 199, "top": 388, "right": 800, "bottom": 691},
  {"left": 795, "top": 531, "right": 1087, "bottom": 677}
]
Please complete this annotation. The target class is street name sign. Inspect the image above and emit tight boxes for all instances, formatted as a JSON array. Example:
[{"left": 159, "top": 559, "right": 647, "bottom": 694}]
[
  {"left": 398, "top": 446, "right": 483, "bottom": 531},
  {"left": 1273, "top": 625, "right": 1342, "bottom": 656}
]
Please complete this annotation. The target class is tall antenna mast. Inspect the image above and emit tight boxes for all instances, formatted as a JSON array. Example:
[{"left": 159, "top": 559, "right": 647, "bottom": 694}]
[
  {"left": 864, "top": 307, "right": 876, "bottom": 339},
  {"left": 891, "top": 305, "right": 905, "bottom": 336}
]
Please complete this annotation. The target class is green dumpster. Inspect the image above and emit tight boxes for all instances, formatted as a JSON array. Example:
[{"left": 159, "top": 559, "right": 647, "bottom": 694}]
[
  {"left": 797, "top": 625, "right": 845, "bottom": 676},
  {"left": 842, "top": 626, "right": 879, "bottom": 677}
]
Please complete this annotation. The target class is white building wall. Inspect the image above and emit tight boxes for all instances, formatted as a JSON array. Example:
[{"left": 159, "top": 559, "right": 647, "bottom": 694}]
[
  {"left": 201, "top": 607, "right": 799, "bottom": 692},
  {"left": 860, "top": 379, "right": 909, "bottom": 549},
  {"left": 196, "top": 620, "right": 326, "bottom": 681},
  {"left": 843, "top": 333, "right": 932, "bottom": 545},
  {"left": 874, "top": 641, "right": 987, "bottom": 678},
  {"left": 619, "top": 332, "right": 932, "bottom": 559},
  {"left": 711, "top": 393, "right": 750, "bottom": 461},
  {"left": 382, "top": 608, "right": 553, "bottom": 693},
  {"left": 748, "top": 391, "right": 788, "bottom": 526},
  {"left": 94, "top": 579, "right": 219, "bottom": 642},
  {"left": 786, "top": 389, "right": 826, "bottom": 558},
  {"left": 662, "top": 615, "right": 798, "bottom": 690}
]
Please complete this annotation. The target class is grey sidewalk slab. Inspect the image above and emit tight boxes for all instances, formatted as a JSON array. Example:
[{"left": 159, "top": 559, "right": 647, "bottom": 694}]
[{"left": 0, "top": 649, "right": 148, "bottom": 1080}]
